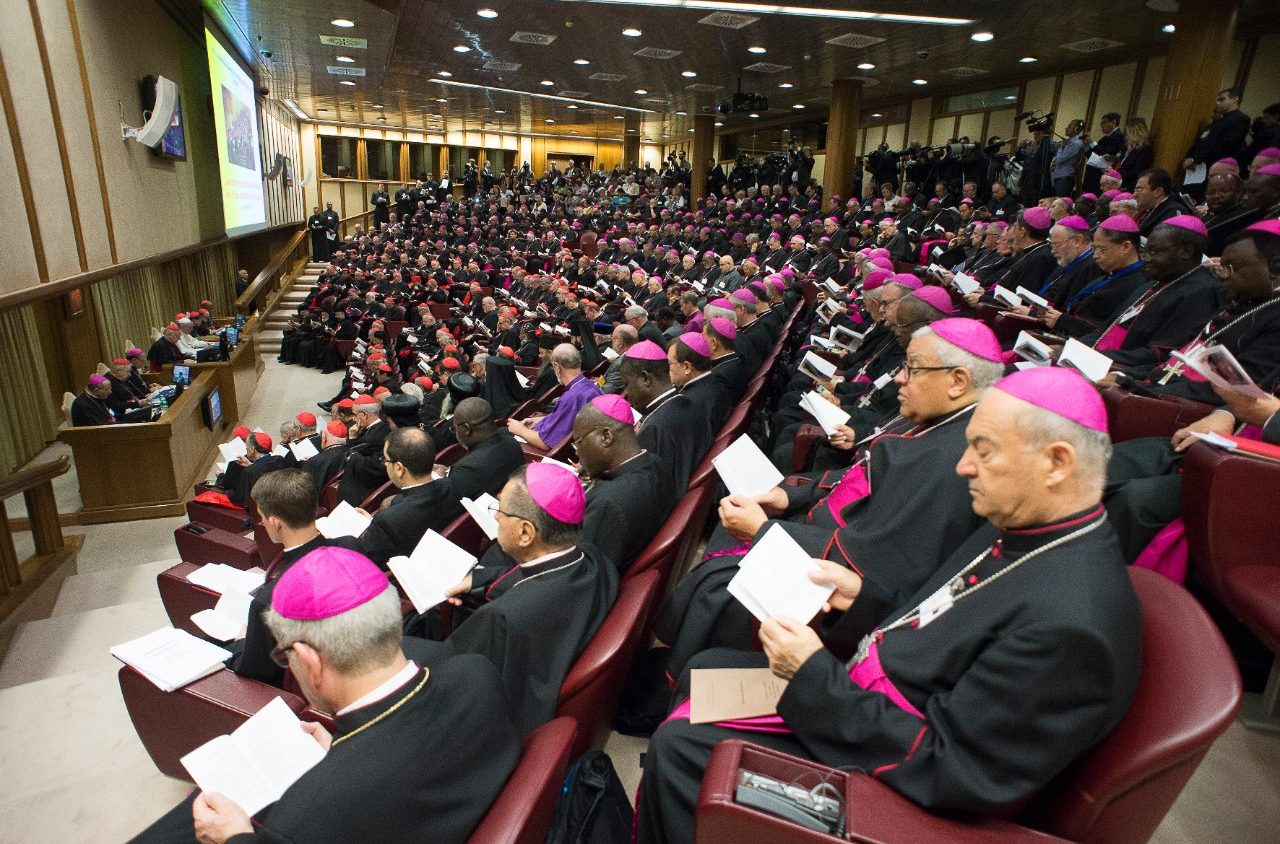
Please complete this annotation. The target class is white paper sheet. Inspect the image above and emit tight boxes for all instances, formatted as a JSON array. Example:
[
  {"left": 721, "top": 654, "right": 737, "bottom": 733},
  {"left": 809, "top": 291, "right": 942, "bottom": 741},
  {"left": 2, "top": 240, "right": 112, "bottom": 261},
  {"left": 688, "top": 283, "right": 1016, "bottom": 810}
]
[
  {"left": 951, "top": 272, "right": 981, "bottom": 296},
  {"left": 388, "top": 529, "right": 479, "bottom": 613},
  {"left": 1014, "top": 286, "right": 1050, "bottom": 309},
  {"left": 218, "top": 438, "right": 247, "bottom": 462},
  {"left": 1183, "top": 162, "right": 1207, "bottom": 186},
  {"left": 461, "top": 493, "right": 500, "bottom": 540},
  {"left": 1014, "top": 331, "right": 1054, "bottom": 366},
  {"left": 186, "top": 563, "right": 266, "bottom": 596},
  {"left": 110, "top": 627, "right": 232, "bottom": 692},
  {"left": 712, "top": 434, "right": 784, "bottom": 498},
  {"left": 1058, "top": 337, "right": 1113, "bottom": 382},
  {"left": 992, "top": 286, "right": 1022, "bottom": 308},
  {"left": 798, "top": 392, "right": 851, "bottom": 436},
  {"left": 190, "top": 589, "right": 253, "bottom": 642},
  {"left": 314, "top": 500, "right": 373, "bottom": 539},
  {"left": 727, "top": 525, "right": 835, "bottom": 623},
  {"left": 289, "top": 438, "right": 319, "bottom": 462},
  {"left": 798, "top": 351, "right": 837, "bottom": 383}
]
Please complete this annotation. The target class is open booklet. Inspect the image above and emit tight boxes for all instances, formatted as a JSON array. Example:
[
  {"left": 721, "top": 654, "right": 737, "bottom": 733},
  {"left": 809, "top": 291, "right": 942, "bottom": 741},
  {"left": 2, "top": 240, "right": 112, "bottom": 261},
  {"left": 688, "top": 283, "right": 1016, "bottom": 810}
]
[
  {"left": 190, "top": 589, "right": 253, "bottom": 642},
  {"left": 180, "top": 697, "right": 326, "bottom": 817},
  {"left": 949, "top": 271, "right": 981, "bottom": 296},
  {"left": 186, "top": 563, "right": 266, "bottom": 596},
  {"left": 388, "top": 529, "right": 479, "bottom": 613},
  {"left": 461, "top": 492, "right": 500, "bottom": 540},
  {"left": 1057, "top": 337, "right": 1113, "bottom": 383},
  {"left": 315, "top": 500, "right": 373, "bottom": 539},
  {"left": 797, "top": 351, "right": 837, "bottom": 384},
  {"left": 798, "top": 391, "right": 851, "bottom": 436},
  {"left": 218, "top": 438, "right": 247, "bottom": 463},
  {"left": 727, "top": 524, "right": 835, "bottom": 624},
  {"left": 712, "top": 434, "right": 784, "bottom": 498},
  {"left": 110, "top": 627, "right": 233, "bottom": 692},
  {"left": 829, "top": 325, "right": 865, "bottom": 353},
  {"left": 1014, "top": 331, "right": 1054, "bottom": 366},
  {"left": 1170, "top": 343, "right": 1271, "bottom": 400},
  {"left": 289, "top": 438, "right": 319, "bottom": 462}
]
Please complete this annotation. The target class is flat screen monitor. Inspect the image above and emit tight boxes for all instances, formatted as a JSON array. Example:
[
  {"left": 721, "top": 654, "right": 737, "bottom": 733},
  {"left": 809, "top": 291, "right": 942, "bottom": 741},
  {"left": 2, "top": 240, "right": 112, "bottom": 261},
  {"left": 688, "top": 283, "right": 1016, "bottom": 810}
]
[
  {"left": 226, "top": 326, "right": 239, "bottom": 347},
  {"left": 172, "top": 364, "right": 191, "bottom": 386},
  {"left": 204, "top": 387, "right": 222, "bottom": 429}
]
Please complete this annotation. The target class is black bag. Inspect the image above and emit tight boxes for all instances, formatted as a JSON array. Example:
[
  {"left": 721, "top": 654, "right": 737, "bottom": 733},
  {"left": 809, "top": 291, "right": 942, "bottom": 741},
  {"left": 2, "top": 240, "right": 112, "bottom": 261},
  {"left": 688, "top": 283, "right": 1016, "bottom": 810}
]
[{"left": 546, "top": 750, "right": 634, "bottom": 844}]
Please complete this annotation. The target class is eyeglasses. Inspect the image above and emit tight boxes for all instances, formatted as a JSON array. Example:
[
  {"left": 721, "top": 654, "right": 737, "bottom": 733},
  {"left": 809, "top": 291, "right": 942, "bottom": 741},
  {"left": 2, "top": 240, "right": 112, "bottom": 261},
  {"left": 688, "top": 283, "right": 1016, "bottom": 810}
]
[
  {"left": 270, "top": 643, "right": 305, "bottom": 668},
  {"left": 892, "top": 317, "right": 927, "bottom": 330},
  {"left": 487, "top": 502, "right": 527, "bottom": 522},
  {"left": 901, "top": 364, "right": 956, "bottom": 381},
  {"left": 571, "top": 426, "right": 608, "bottom": 448}
]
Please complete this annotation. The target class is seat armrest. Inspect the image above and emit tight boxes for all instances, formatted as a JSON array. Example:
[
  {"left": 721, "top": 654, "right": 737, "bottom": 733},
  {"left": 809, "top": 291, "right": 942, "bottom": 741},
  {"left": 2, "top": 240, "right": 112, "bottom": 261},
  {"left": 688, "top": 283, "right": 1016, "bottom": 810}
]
[
  {"left": 696, "top": 741, "right": 1068, "bottom": 844},
  {"left": 792, "top": 424, "right": 826, "bottom": 473},
  {"left": 1101, "top": 388, "right": 1216, "bottom": 443}
]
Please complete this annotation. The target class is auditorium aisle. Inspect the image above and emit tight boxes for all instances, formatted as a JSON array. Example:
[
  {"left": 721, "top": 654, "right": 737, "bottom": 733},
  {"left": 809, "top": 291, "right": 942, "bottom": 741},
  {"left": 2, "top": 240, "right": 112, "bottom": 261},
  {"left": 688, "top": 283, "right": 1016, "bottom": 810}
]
[{"left": 0, "top": 352, "right": 1274, "bottom": 840}]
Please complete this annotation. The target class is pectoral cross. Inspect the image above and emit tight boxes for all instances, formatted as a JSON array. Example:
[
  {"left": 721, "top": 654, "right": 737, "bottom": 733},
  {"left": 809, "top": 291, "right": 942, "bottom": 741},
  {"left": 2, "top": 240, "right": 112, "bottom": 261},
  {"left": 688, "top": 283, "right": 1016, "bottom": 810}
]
[{"left": 1157, "top": 358, "right": 1184, "bottom": 385}]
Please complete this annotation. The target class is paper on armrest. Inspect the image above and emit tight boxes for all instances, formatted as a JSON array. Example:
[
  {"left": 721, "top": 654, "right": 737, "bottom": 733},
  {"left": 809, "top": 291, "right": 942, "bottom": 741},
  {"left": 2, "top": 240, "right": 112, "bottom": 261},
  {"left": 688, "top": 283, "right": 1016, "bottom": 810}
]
[
  {"left": 798, "top": 392, "right": 851, "bottom": 436},
  {"left": 110, "top": 627, "right": 233, "bottom": 692},
  {"left": 1058, "top": 337, "right": 1112, "bottom": 382},
  {"left": 181, "top": 697, "right": 326, "bottom": 817},
  {"left": 388, "top": 530, "right": 478, "bottom": 613},
  {"left": 186, "top": 564, "right": 266, "bottom": 596},
  {"left": 726, "top": 525, "right": 835, "bottom": 623},
  {"left": 461, "top": 493, "right": 500, "bottom": 540},
  {"left": 190, "top": 589, "right": 253, "bottom": 642},
  {"left": 712, "top": 434, "right": 784, "bottom": 498},
  {"left": 314, "top": 500, "right": 373, "bottom": 539}
]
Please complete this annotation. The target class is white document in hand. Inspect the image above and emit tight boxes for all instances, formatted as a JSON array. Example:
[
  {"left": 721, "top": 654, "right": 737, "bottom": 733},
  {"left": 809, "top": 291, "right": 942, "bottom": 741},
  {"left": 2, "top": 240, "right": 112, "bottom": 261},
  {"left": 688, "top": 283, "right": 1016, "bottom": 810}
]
[
  {"left": 270, "top": 444, "right": 289, "bottom": 459},
  {"left": 461, "top": 493, "right": 500, "bottom": 540},
  {"left": 289, "top": 438, "right": 319, "bottom": 462},
  {"left": 951, "top": 272, "right": 981, "bottom": 296},
  {"left": 180, "top": 697, "right": 326, "bottom": 817},
  {"left": 798, "top": 351, "right": 837, "bottom": 383},
  {"left": 388, "top": 529, "right": 478, "bottom": 613},
  {"left": 601, "top": 347, "right": 620, "bottom": 361},
  {"left": 1058, "top": 337, "right": 1113, "bottom": 382},
  {"left": 992, "top": 286, "right": 1022, "bottom": 308},
  {"left": 218, "top": 438, "right": 247, "bottom": 462},
  {"left": 1014, "top": 331, "right": 1053, "bottom": 366},
  {"left": 712, "top": 434, "right": 784, "bottom": 498},
  {"left": 110, "top": 627, "right": 233, "bottom": 692},
  {"left": 727, "top": 525, "right": 835, "bottom": 623},
  {"left": 1014, "top": 286, "right": 1050, "bottom": 309},
  {"left": 186, "top": 563, "right": 266, "bottom": 596},
  {"left": 515, "top": 369, "right": 531, "bottom": 388},
  {"left": 314, "top": 500, "right": 373, "bottom": 539},
  {"left": 798, "top": 392, "right": 851, "bottom": 436},
  {"left": 190, "top": 589, "right": 253, "bottom": 642}
]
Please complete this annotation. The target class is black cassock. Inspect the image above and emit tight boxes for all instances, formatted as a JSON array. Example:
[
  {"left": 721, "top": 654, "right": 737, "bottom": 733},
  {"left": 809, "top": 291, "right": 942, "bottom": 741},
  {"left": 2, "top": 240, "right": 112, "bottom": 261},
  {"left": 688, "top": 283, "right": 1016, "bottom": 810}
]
[
  {"left": 70, "top": 392, "right": 115, "bottom": 427},
  {"left": 636, "top": 390, "right": 713, "bottom": 497},
  {"left": 410, "top": 545, "right": 618, "bottom": 735},
  {"left": 371, "top": 191, "right": 391, "bottom": 228},
  {"left": 444, "top": 430, "right": 525, "bottom": 503},
  {"left": 357, "top": 480, "right": 459, "bottom": 568},
  {"left": 1089, "top": 267, "right": 1222, "bottom": 371},
  {"left": 582, "top": 451, "right": 676, "bottom": 572},
  {"left": 637, "top": 506, "right": 1142, "bottom": 843},
  {"left": 307, "top": 213, "right": 328, "bottom": 261},
  {"left": 657, "top": 407, "right": 982, "bottom": 677},
  {"left": 338, "top": 421, "right": 391, "bottom": 506},
  {"left": 230, "top": 454, "right": 288, "bottom": 507},
  {"left": 132, "top": 656, "right": 521, "bottom": 844}
]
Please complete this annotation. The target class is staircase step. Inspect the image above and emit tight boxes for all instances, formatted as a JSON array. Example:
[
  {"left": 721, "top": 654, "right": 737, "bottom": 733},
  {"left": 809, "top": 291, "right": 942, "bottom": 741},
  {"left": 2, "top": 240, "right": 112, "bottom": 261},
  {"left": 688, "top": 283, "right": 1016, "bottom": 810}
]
[
  {"left": 0, "top": 600, "right": 168, "bottom": 690},
  {"left": 51, "top": 560, "right": 179, "bottom": 617}
]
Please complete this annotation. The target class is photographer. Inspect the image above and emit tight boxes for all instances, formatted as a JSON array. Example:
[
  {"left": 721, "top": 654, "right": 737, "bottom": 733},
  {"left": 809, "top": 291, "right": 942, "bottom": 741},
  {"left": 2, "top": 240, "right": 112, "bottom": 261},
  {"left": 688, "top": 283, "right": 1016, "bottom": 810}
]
[
  {"left": 1017, "top": 122, "right": 1057, "bottom": 206},
  {"left": 1052, "top": 119, "right": 1088, "bottom": 197},
  {"left": 866, "top": 143, "right": 901, "bottom": 191}
]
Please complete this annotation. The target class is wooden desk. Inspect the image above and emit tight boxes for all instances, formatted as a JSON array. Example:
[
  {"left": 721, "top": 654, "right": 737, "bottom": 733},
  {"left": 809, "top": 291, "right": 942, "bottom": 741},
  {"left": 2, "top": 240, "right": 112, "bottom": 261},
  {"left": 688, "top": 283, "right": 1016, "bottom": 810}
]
[{"left": 58, "top": 328, "right": 264, "bottom": 524}]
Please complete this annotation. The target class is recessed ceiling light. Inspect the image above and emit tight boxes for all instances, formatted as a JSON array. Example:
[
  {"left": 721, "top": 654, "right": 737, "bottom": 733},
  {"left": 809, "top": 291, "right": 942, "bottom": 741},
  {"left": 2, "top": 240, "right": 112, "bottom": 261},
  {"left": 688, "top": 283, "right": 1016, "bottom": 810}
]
[
  {"left": 569, "top": 129, "right": 578, "bottom": 134},
  {"left": 970, "top": 31, "right": 994, "bottom": 42},
  {"left": 318, "top": 107, "right": 328, "bottom": 112},
  {"left": 857, "top": 62, "right": 875, "bottom": 70},
  {"left": 792, "top": 103, "right": 805, "bottom": 109},
  {"left": 438, "top": 70, "right": 453, "bottom": 77},
  {"left": 540, "top": 80, "right": 555, "bottom": 86},
  {"left": 681, "top": 70, "right": 697, "bottom": 77},
  {"left": 748, "top": 46, "right": 767, "bottom": 54},
  {"left": 614, "top": 115, "right": 625, "bottom": 119},
  {"left": 574, "top": 58, "right": 591, "bottom": 65},
  {"left": 477, "top": 8, "right": 498, "bottom": 18},
  {"left": 714, "top": 121, "right": 723, "bottom": 127},
  {"left": 336, "top": 55, "right": 355, "bottom": 63},
  {"left": 545, "top": 118, "right": 555, "bottom": 123},
  {"left": 331, "top": 19, "right": 355, "bottom": 28},
  {"left": 634, "top": 88, "right": 647, "bottom": 95},
  {"left": 371, "top": 103, "right": 384, "bottom": 109},
  {"left": 749, "top": 112, "right": 759, "bottom": 118},
  {"left": 675, "top": 110, "right": 687, "bottom": 116},
  {"left": 870, "top": 112, "right": 882, "bottom": 118},
  {"left": 1162, "top": 24, "right": 1176, "bottom": 33},
  {"left": 622, "top": 28, "right": 642, "bottom": 37},
  {"left": 436, "top": 97, "right": 448, "bottom": 102},
  {"left": 627, "top": 128, "right": 637, "bottom": 132},
  {"left": 494, "top": 109, "right": 506, "bottom": 114},
  {"left": 453, "top": 45, "right": 471, "bottom": 53},
  {"left": 912, "top": 78, "right": 928, "bottom": 85},
  {"left": 1019, "top": 56, "right": 1037, "bottom": 63},
  {"left": 1004, "top": 95, "right": 1017, "bottom": 101},
  {"left": 567, "top": 103, "right": 579, "bottom": 109},
  {"left": 688, "top": 128, "right": 695, "bottom": 132},
  {"left": 340, "top": 80, "right": 355, "bottom": 86},
  {"left": 778, "top": 82, "right": 793, "bottom": 89}
]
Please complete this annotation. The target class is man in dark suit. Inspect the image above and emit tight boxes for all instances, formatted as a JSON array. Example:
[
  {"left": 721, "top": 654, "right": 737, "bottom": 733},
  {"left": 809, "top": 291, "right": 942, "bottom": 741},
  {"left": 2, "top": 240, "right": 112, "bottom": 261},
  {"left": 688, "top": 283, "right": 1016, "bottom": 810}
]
[
  {"left": 230, "top": 431, "right": 288, "bottom": 506},
  {"left": 70, "top": 375, "right": 117, "bottom": 426},
  {"left": 357, "top": 427, "right": 456, "bottom": 568},
  {"left": 1082, "top": 112, "right": 1126, "bottom": 194},
  {"left": 303, "top": 420, "right": 350, "bottom": 490},
  {"left": 147, "top": 324, "right": 189, "bottom": 370},
  {"left": 1183, "top": 88, "right": 1252, "bottom": 201},
  {"left": 443, "top": 397, "right": 525, "bottom": 503},
  {"left": 338, "top": 394, "right": 397, "bottom": 506}
]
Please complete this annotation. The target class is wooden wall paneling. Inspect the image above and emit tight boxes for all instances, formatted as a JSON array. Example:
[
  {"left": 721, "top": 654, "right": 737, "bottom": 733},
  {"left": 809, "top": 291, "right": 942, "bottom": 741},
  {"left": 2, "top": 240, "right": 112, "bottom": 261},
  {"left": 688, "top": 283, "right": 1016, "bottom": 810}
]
[
  {"left": 339, "top": 181, "right": 347, "bottom": 219},
  {"left": 1135, "top": 56, "right": 1166, "bottom": 122},
  {"left": 0, "top": 50, "right": 46, "bottom": 287},
  {"left": 1084, "top": 68, "right": 1103, "bottom": 129},
  {"left": 315, "top": 130, "right": 324, "bottom": 212},
  {"left": 1057, "top": 70, "right": 1095, "bottom": 126},
  {"left": 1095, "top": 63, "right": 1138, "bottom": 128},
  {"left": 355, "top": 139, "right": 367, "bottom": 179},
  {"left": 883, "top": 123, "right": 905, "bottom": 151},
  {"left": 1129, "top": 59, "right": 1149, "bottom": 124},
  {"left": 956, "top": 113, "right": 983, "bottom": 145},
  {"left": 908, "top": 97, "right": 932, "bottom": 147},
  {"left": 60, "top": 0, "right": 116, "bottom": 265},
  {"left": 1239, "top": 33, "right": 1280, "bottom": 116},
  {"left": 930, "top": 117, "right": 951, "bottom": 147}
]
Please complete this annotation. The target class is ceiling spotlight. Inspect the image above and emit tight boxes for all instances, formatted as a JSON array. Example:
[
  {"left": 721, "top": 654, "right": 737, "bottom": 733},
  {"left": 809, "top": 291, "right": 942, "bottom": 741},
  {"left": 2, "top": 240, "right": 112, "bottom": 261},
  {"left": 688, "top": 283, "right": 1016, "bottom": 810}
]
[
  {"left": 1019, "top": 56, "right": 1037, "bottom": 63},
  {"left": 438, "top": 70, "right": 453, "bottom": 77},
  {"left": 331, "top": 19, "right": 355, "bottom": 28},
  {"left": 778, "top": 82, "right": 793, "bottom": 89},
  {"left": 675, "top": 110, "right": 687, "bottom": 116},
  {"left": 870, "top": 112, "right": 882, "bottom": 118},
  {"left": 970, "top": 31, "right": 994, "bottom": 42},
  {"left": 1004, "top": 95, "right": 1017, "bottom": 101},
  {"left": 336, "top": 55, "right": 355, "bottom": 63},
  {"left": 634, "top": 88, "right": 647, "bottom": 95},
  {"left": 792, "top": 103, "right": 805, "bottom": 109},
  {"left": 748, "top": 46, "right": 767, "bottom": 54},
  {"left": 574, "top": 58, "right": 590, "bottom": 65},
  {"left": 567, "top": 103, "right": 578, "bottom": 109},
  {"left": 912, "top": 78, "right": 928, "bottom": 85},
  {"left": 749, "top": 112, "right": 759, "bottom": 118},
  {"left": 540, "top": 80, "right": 555, "bottom": 86},
  {"left": 626, "top": 127, "right": 637, "bottom": 132},
  {"left": 477, "top": 8, "right": 498, "bottom": 18},
  {"left": 681, "top": 70, "right": 697, "bottom": 77},
  {"left": 494, "top": 109, "right": 506, "bottom": 114},
  {"left": 622, "top": 28, "right": 642, "bottom": 37},
  {"left": 1162, "top": 24, "right": 1176, "bottom": 33},
  {"left": 545, "top": 118, "right": 555, "bottom": 123},
  {"left": 340, "top": 80, "right": 355, "bottom": 86},
  {"left": 371, "top": 103, "right": 384, "bottom": 109},
  {"left": 714, "top": 121, "right": 723, "bottom": 127},
  {"left": 856, "top": 62, "right": 875, "bottom": 70},
  {"left": 688, "top": 128, "right": 695, "bottom": 132},
  {"left": 453, "top": 45, "right": 471, "bottom": 53},
  {"left": 436, "top": 97, "right": 448, "bottom": 102},
  {"left": 614, "top": 115, "right": 625, "bottom": 119}
]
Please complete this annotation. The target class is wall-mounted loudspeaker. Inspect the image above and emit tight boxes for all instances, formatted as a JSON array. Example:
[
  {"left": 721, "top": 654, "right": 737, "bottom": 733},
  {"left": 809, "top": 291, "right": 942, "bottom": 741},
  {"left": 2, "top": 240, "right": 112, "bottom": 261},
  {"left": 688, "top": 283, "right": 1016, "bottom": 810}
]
[{"left": 122, "top": 75, "right": 178, "bottom": 147}]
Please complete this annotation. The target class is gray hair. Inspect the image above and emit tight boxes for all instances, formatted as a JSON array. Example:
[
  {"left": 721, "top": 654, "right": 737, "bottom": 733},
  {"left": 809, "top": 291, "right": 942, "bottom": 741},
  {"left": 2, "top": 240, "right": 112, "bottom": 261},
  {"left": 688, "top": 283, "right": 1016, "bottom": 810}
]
[
  {"left": 279, "top": 420, "right": 300, "bottom": 440},
  {"left": 264, "top": 583, "right": 403, "bottom": 674},
  {"left": 624, "top": 305, "right": 648, "bottom": 321},
  {"left": 551, "top": 343, "right": 582, "bottom": 369},
  {"left": 1016, "top": 405, "right": 1113, "bottom": 493},
  {"left": 704, "top": 302, "right": 734, "bottom": 321},
  {"left": 913, "top": 326, "right": 1005, "bottom": 390}
]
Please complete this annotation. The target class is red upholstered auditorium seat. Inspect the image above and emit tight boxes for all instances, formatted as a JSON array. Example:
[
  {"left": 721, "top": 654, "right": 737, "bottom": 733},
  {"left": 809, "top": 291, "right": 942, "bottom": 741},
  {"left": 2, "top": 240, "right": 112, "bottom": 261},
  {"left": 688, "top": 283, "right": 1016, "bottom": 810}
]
[
  {"left": 465, "top": 717, "right": 578, "bottom": 844},
  {"left": 156, "top": 562, "right": 220, "bottom": 636},
  {"left": 185, "top": 497, "right": 251, "bottom": 534},
  {"left": 1100, "top": 388, "right": 1216, "bottom": 444},
  {"left": 693, "top": 567, "right": 1241, "bottom": 844},
  {"left": 384, "top": 320, "right": 408, "bottom": 341},
  {"left": 172, "top": 522, "right": 261, "bottom": 570}
]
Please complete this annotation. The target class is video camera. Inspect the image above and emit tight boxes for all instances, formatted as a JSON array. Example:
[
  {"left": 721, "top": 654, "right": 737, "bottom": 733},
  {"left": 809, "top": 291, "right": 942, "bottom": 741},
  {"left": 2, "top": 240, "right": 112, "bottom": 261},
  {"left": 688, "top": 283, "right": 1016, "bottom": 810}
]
[{"left": 1017, "top": 110, "right": 1056, "bottom": 134}]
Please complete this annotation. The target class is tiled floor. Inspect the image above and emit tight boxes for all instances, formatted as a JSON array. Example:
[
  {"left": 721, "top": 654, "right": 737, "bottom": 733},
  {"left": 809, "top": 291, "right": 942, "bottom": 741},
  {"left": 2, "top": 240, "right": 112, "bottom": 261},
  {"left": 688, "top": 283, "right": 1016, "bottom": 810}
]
[{"left": 1, "top": 351, "right": 1277, "bottom": 842}]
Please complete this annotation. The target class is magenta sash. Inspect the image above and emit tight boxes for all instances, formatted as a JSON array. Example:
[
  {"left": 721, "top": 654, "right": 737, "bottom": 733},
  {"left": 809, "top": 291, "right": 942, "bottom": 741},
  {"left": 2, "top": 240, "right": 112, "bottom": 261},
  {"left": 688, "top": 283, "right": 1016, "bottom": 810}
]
[
  {"left": 1132, "top": 518, "right": 1188, "bottom": 584},
  {"left": 853, "top": 373, "right": 872, "bottom": 386},
  {"left": 662, "top": 640, "right": 923, "bottom": 735},
  {"left": 824, "top": 465, "right": 870, "bottom": 527},
  {"left": 1094, "top": 324, "right": 1128, "bottom": 352}
]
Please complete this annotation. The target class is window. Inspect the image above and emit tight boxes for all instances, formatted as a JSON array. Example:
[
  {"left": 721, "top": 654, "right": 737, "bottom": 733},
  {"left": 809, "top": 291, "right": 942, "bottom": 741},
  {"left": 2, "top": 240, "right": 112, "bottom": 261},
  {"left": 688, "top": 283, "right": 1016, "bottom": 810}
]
[
  {"left": 320, "top": 136, "right": 357, "bottom": 178},
  {"left": 366, "top": 139, "right": 395, "bottom": 181},
  {"left": 943, "top": 86, "right": 1020, "bottom": 114}
]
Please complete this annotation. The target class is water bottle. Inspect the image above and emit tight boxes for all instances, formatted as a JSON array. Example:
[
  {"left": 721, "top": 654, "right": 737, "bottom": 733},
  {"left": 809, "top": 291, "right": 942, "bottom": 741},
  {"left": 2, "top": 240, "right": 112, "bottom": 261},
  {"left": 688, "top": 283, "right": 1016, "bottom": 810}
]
[{"left": 158, "top": 394, "right": 168, "bottom": 413}]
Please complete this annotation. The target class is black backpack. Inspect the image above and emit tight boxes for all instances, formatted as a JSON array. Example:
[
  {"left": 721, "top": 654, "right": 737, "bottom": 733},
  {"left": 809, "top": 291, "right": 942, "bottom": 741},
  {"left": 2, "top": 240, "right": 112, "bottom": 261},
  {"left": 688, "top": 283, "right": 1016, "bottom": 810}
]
[{"left": 546, "top": 750, "right": 634, "bottom": 844}]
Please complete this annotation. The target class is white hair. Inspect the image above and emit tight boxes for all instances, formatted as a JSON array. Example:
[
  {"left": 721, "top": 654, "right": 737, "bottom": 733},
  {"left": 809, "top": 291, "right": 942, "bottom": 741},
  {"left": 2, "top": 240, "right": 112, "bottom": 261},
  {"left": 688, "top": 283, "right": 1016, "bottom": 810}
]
[
  {"left": 912, "top": 326, "right": 1005, "bottom": 390},
  {"left": 1016, "top": 404, "right": 1112, "bottom": 493},
  {"left": 264, "top": 583, "right": 403, "bottom": 674}
]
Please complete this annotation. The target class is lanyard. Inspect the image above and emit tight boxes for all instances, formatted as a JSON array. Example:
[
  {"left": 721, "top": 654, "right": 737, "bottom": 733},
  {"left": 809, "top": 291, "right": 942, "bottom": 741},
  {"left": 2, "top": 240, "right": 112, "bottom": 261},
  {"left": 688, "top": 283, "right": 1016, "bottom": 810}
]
[
  {"left": 1064, "top": 260, "right": 1143, "bottom": 311},
  {"left": 1037, "top": 249, "right": 1093, "bottom": 297}
]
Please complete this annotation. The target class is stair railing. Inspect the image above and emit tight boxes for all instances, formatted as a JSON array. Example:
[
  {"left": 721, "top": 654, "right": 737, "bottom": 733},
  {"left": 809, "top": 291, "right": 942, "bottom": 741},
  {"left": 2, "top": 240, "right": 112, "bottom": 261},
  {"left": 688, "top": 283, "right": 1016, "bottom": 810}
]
[
  {"left": 234, "top": 230, "right": 309, "bottom": 319},
  {"left": 0, "top": 455, "right": 79, "bottom": 625}
]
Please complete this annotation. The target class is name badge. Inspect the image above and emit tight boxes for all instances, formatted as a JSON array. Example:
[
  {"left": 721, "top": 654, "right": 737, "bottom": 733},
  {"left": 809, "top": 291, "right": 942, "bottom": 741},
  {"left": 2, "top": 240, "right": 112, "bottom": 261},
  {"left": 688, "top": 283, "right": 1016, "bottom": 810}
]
[
  {"left": 917, "top": 584, "right": 954, "bottom": 628},
  {"left": 872, "top": 373, "right": 893, "bottom": 390}
]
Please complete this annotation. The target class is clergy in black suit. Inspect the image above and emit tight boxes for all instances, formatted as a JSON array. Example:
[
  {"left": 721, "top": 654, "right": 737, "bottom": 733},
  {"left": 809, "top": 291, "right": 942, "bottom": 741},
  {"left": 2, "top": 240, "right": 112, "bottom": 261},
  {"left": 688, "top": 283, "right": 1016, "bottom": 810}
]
[
  {"left": 670, "top": 332, "right": 731, "bottom": 433},
  {"left": 357, "top": 428, "right": 458, "bottom": 568},
  {"left": 704, "top": 318, "right": 749, "bottom": 401},
  {"left": 70, "top": 377, "right": 116, "bottom": 427},
  {"left": 302, "top": 423, "right": 350, "bottom": 490},
  {"left": 134, "top": 546, "right": 520, "bottom": 844},
  {"left": 230, "top": 433, "right": 288, "bottom": 506},
  {"left": 574, "top": 399, "right": 677, "bottom": 571},
  {"left": 147, "top": 326, "right": 187, "bottom": 369},
  {"left": 338, "top": 396, "right": 394, "bottom": 506},
  {"left": 447, "top": 397, "right": 526, "bottom": 501},
  {"left": 621, "top": 350, "right": 713, "bottom": 497}
]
